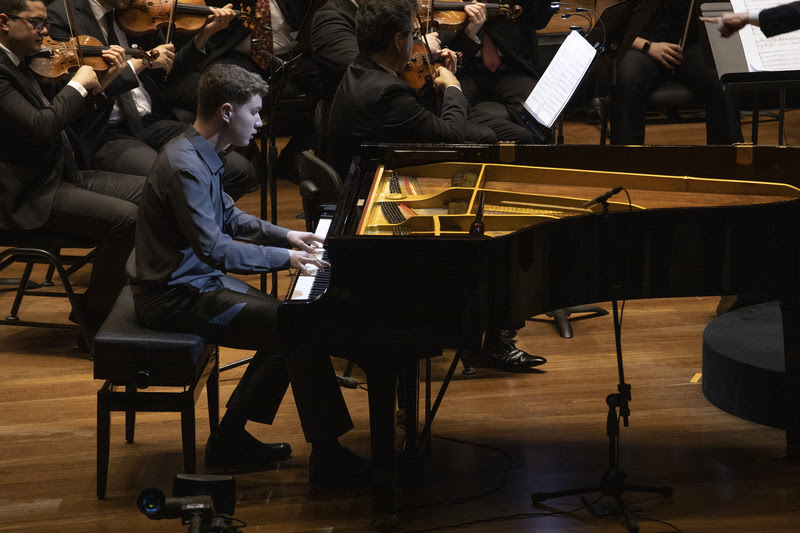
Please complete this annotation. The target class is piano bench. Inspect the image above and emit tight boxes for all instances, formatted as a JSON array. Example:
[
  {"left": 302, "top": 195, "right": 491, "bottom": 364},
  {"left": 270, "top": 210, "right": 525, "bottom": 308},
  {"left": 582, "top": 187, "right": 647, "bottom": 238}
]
[{"left": 92, "top": 286, "right": 220, "bottom": 499}]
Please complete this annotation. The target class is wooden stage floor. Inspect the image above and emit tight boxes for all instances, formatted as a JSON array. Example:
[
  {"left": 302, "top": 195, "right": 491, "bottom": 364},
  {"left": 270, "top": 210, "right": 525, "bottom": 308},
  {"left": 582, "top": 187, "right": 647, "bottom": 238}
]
[{"left": 1, "top": 113, "right": 799, "bottom": 532}]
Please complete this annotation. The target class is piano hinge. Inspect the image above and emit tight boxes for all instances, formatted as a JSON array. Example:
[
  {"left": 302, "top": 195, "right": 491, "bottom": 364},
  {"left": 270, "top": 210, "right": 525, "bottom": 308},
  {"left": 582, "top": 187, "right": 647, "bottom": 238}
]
[
  {"left": 735, "top": 142, "right": 754, "bottom": 166},
  {"left": 498, "top": 141, "right": 516, "bottom": 163}
]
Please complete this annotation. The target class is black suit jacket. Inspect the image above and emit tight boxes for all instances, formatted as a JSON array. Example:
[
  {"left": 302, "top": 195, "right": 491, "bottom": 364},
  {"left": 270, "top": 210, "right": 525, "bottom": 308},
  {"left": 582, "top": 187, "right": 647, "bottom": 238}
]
[
  {"left": 325, "top": 54, "right": 469, "bottom": 178},
  {"left": 196, "top": 0, "right": 317, "bottom": 69},
  {"left": 47, "top": 0, "right": 207, "bottom": 160},
  {"left": 759, "top": 1, "right": 800, "bottom": 37},
  {"left": 0, "top": 49, "right": 85, "bottom": 230},
  {"left": 311, "top": 0, "right": 357, "bottom": 100}
]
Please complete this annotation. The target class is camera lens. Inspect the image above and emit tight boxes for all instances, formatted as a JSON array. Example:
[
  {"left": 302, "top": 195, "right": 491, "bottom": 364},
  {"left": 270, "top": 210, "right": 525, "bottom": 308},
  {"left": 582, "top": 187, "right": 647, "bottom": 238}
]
[{"left": 137, "top": 488, "right": 166, "bottom": 518}]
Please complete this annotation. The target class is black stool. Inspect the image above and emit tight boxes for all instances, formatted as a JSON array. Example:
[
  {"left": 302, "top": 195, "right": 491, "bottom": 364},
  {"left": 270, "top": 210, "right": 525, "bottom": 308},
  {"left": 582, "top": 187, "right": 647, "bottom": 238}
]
[{"left": 93, "top": 286, "right": 220, "bottom": 499}]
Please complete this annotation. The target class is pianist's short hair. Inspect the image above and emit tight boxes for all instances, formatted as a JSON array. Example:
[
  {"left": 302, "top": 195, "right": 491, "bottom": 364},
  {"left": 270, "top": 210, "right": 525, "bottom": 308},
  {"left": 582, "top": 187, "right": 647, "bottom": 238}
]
[
  {"left": 356, "top": 0, "right": 417, "bottom": 55},
  {"left": 197, "top": 63, "right": 268, "bottom": 121},
  {"left": 0, "top": 0, "right": 38, "bottom": 16}
]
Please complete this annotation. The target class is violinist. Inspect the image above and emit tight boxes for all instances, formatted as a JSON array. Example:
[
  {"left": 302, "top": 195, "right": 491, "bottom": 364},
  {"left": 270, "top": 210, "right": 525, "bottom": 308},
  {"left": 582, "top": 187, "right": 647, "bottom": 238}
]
[
  {"left": 452, "top": 0, "right": 556, "bottom": 144},
  {"left": 610, "top": 0, "right": 742, "bottom": 145},
  {"left": 47, "top": 0, "right": 261, "bottom": 201},
  {"left": 311, "top": 0, "right": 442, "bottom": 102},
  {"left": 0, "top": 0, "right": 145, "bottom": 344},
  {"left": 162, "top": 0, "right": 327, "bottom": 184},
  {"left": 325, "top": 0, "right": 545, "bottom": 371}
]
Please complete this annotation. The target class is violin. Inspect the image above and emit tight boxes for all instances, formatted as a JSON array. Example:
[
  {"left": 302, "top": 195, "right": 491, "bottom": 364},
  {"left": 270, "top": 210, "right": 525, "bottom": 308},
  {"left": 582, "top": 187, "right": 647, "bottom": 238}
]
[
  {"left": 418, "top": 0, "right": 523, "bottom": 31},
  {"left": 28, "top": 35, "right": 159, "bottom": 82},
  {"left": 116, "top": 0, "right": 259, "bottom": 36},
  {"left": 402, "top": 43, "right": 462, "bottom": 90}
]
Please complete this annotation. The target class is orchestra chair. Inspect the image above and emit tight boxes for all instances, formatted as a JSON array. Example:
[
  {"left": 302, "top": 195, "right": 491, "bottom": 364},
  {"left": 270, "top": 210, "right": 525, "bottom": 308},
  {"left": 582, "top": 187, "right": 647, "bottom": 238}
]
[
  {"left": 298, "top": 150, "right": 342, "bottom": 232},
  {"left": 0, "top": 230, "right": 96, "bottom": 350},
  {"left": 599, "top": 79, "right": 705, "bottom": 144},
  {"left": 93, "top": 284, "right": 220, "bottom": 499}
]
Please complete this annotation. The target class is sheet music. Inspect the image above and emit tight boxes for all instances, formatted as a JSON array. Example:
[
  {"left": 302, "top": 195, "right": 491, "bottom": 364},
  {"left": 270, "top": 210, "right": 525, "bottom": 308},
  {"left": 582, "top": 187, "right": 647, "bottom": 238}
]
[
  {"left": 731, "top": 0, "right": 800, "bottom": 71},
  {"left": 523, "top": 31, "right": 597, "bottom": 128}
]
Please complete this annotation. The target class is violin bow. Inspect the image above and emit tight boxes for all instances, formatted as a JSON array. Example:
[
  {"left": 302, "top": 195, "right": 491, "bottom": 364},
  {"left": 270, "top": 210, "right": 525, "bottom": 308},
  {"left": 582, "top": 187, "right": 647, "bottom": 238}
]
[
  {"left": 60, "top": 0, "right": 100, "bottom": 106},
  {"left": 165, "top": 0, "right": 177, "bottom": 45},
  {"left": 60, "top": 0, "right": 86, "bottom": 67},
  {"left": 678, "top": 0, "right": 697, "bottom": 49},
  {"left": 415, "top": 4, "right": 436, "bottom": 83}
]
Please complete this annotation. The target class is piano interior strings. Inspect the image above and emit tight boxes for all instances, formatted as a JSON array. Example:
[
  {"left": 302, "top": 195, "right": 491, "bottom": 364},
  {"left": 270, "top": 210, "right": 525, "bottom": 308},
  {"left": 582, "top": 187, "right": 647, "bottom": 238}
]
[{"left": 355, "top": 161, "right": 800, "bottom": 237}]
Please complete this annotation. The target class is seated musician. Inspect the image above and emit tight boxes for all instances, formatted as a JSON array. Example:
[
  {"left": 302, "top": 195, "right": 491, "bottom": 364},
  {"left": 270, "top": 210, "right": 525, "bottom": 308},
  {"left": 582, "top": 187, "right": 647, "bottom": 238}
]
[
  {"left": 451, "top": 0, "right": 556, "bottom": 144},
  {"left": 162, "top": 0, "right": 324, "bottom": 183},
  {"left": 130, "top": 63, "right": 367, "bottom": 482},
  {"left": 47, "top": 0, "right": 259, "bottom": 200},
  {"left": 0, "top": 0, "right": 144, "bottom": 343},
  {"left": 610, "top": 0, "right": 743, "bottom": 145},
  {"left": 325, "top": 0, "right": 544, "bottom": 370},
  {"left": 311, "top": 0, "right": 524, "bottom": 143}
]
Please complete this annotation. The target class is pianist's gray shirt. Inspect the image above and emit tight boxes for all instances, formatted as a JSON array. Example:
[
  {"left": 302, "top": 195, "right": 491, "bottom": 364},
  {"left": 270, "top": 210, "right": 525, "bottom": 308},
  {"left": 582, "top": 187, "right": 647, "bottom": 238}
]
[{"left": 131, "top": 128, "right": 291, "bottom": 292}]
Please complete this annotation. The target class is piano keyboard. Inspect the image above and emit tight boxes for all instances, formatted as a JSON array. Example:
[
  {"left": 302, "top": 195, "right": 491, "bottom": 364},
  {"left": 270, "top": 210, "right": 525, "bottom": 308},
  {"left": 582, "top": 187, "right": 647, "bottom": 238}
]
[{"left": 288, "top": 214, "right": 332, "bottom": 302}]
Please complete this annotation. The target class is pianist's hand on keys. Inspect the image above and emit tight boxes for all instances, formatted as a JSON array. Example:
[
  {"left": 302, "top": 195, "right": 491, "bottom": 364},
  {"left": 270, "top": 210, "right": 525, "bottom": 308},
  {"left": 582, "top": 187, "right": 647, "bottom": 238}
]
[{"left": 287, "top": 230, "right": 330, "bottom": 276}]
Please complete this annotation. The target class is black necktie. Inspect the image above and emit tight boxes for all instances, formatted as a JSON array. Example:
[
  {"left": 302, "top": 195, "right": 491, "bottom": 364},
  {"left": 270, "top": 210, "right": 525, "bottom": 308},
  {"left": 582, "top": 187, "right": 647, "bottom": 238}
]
[
  {"left": 19, "top": 61, "right": 78, "bottom": 180},
  {"left": 104, "top": 11, "right": 144, "bottom": 139}
]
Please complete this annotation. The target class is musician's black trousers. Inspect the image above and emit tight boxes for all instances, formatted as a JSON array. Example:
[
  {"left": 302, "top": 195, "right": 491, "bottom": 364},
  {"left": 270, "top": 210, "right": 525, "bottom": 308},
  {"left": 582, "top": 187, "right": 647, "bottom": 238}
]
[
  {"left": 134, "top": 274, "right": 353, "bottom": 442},
  {"left": 457, "top": 61, "right": 541, "bottom": 144},
  {"left": 610, "top": 42, "right": 744, "bottom": 145}
]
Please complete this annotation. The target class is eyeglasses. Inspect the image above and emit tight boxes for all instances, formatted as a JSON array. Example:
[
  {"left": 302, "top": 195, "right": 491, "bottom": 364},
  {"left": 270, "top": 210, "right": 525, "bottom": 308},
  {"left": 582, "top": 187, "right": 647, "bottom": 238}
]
[{"left": 7, "top": 15, "right": 51, "bottom": 33}]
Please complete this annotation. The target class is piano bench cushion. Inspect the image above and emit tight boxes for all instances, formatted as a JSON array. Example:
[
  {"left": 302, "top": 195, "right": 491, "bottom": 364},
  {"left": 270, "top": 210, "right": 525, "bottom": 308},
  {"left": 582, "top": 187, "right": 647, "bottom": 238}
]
[{"left": 93, "top": 286, "right": 215, "bottom": 387}]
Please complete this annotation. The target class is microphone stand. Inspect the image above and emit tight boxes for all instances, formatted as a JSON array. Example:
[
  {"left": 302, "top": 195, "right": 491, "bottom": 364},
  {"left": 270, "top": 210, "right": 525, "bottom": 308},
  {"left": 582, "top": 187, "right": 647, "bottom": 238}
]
[
  {"left": 541, "top": 190, "right": 625, "bottom": 338},
  {"left": 531, "top": 285, "right": 672, "bottom": 532},
  {"left": 259, "top": 51, "right": 300, "bottom": 296}
]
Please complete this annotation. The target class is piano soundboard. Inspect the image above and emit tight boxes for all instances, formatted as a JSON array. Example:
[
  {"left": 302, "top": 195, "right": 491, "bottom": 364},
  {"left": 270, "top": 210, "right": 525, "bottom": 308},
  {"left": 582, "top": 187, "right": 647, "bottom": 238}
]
[{"left": 354, "top": 161, "right": 800, "bottom": 237}]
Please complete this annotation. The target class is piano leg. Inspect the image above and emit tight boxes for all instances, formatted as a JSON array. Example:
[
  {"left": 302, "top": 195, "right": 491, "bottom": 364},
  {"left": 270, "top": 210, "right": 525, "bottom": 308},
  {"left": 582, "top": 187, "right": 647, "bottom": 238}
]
[
  {"left": 781, "top": 300, "right": 800, "bottom": 458},
  {"left": 365, "top": 360, "right": 400, "bottom": 531}
]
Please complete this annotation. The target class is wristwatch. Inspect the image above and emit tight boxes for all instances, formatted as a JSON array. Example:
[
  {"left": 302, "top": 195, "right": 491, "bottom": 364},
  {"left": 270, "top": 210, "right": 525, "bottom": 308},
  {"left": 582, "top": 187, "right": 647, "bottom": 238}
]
[{"left": 641, "top": 41, "right": 652, "bottom": 55}]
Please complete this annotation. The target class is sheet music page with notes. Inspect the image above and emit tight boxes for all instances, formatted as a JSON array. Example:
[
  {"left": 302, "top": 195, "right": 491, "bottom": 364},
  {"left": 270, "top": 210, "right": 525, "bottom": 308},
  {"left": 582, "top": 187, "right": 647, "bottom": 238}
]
[
  {"left": 523, "top": 31, "right": 596, "bottom": 128},
  {"left": 731, "top": 0, "right": 800, "bottom": 71}
]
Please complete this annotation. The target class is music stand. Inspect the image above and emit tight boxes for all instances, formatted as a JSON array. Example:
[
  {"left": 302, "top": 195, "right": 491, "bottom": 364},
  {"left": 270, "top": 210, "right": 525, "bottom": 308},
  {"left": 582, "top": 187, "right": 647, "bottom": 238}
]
[
  {"left": 520, "top": 3, "right": 656, "bottom": 337},
  {"left": 701, "top": 2, "right": 800, "bottom": 145}
]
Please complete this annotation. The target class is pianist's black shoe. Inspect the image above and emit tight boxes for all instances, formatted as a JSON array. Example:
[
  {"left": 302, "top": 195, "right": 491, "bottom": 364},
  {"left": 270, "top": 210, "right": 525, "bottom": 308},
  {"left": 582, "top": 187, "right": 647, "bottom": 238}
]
[
  {"left": 309, "top": 443, "right": 370, "bottom": 486},
  {"left": 485, "top": 335, "right": 546, "bottom": 370},
  {"left": 205, "top": 431, "right": 292, "bottom": 471}
]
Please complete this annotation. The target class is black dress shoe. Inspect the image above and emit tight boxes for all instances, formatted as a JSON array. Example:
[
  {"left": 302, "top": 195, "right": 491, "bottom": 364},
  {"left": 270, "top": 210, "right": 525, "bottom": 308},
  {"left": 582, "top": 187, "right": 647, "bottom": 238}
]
[
  {"left": 485, "top": 336, "right": 546, "bottom": 371},
  {"left": 309, "top": 444, "right": 370, "bottom": 486},
  {"left": 205, "top": 431, "right": 291, "bottom": 471}
]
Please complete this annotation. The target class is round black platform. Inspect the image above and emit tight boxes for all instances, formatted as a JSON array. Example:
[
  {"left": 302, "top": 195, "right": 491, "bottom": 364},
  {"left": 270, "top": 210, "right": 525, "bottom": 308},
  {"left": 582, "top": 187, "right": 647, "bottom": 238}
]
[{"left": 702, "top": 302, "right": 785, "bottom": 429}]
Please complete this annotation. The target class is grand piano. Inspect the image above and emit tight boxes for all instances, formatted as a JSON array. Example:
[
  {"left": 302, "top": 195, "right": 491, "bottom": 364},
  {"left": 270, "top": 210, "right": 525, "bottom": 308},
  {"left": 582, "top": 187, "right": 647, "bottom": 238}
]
[{"left": 283, "top": 143, "right": 800, "bottom": 528}]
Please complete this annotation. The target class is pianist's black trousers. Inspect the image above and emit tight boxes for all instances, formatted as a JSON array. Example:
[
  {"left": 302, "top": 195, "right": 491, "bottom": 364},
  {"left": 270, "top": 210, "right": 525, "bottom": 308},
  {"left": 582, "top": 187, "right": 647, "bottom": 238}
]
[{"left": 133, "top": 274, "right": 353, "bottom": 443}]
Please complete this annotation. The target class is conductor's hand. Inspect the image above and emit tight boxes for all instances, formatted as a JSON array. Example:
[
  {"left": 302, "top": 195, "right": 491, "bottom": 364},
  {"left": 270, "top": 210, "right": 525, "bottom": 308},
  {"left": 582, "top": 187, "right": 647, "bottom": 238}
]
[
  {"left": 646, "top": 41, "right": 683, "bottom": 69},
  {"left": 433, "top": 64, "right": 460, "bottom": 92},
  {"left": 286, "top": 230, "right": 324, "bottom": 252},
  {"left": 289, "top": 250, "right": 330, "bottom": 275},
  {"left": 700, "top": 13, "right": 751, "bottom": 38}
]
